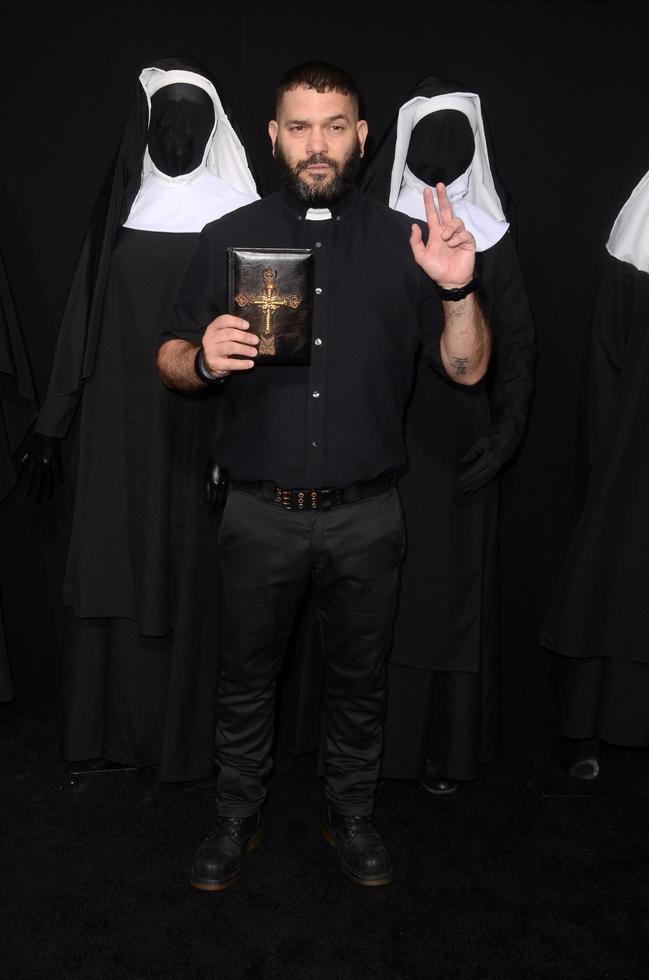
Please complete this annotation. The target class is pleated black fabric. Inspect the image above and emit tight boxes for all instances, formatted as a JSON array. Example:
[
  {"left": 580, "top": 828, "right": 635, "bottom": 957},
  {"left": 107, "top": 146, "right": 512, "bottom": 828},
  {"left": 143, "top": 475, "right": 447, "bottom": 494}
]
[
  {"left": 381, "top": 664, "right": 500, "bottom": 781},
  {"left": 541, "top": 256, "right": 649, "bottom": 745},
  {"left": 59, "top": 230, "right": 222, "bottom": 780},
  {"left": 550, "top": 653, "right": 649, "bottom": 746},
  {"left": 0, "top": 246, "right": 37, "bottom": 702}
]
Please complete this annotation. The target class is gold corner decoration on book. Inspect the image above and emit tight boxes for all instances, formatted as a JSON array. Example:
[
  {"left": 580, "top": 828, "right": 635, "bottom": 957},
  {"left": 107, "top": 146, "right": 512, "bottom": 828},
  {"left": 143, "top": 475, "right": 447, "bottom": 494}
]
[{"left": 227, "top": 247, "right": 315, "bottom": 366}]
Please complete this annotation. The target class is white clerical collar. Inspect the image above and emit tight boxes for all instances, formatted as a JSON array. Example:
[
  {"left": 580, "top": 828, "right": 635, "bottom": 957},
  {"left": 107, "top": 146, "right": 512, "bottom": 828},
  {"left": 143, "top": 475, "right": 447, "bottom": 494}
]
[{"left": 305, "top": 208, "right": 332, "bottom": 221}]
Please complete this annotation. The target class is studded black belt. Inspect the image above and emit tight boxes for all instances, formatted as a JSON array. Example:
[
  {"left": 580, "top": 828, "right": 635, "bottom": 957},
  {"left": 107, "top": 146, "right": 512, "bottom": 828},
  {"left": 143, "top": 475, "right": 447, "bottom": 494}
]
[{"left": 232, "top": 471, "right": 396, "bottom": 511}]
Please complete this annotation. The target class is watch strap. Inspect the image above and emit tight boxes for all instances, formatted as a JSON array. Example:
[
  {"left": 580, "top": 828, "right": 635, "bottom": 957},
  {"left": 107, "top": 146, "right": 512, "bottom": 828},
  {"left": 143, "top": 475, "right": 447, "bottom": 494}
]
[
  {"left": 194, "top": 346, "right": 225, "bottom": 384},
  {"left": 435, "top": 274, "right": 480, "bottom": 302}
]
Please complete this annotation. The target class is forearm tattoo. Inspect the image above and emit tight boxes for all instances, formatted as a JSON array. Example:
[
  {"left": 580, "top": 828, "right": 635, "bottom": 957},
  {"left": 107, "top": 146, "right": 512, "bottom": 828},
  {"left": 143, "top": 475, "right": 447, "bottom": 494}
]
[{"left": 451, "top": 356, "right": 469, "bottom": 378}]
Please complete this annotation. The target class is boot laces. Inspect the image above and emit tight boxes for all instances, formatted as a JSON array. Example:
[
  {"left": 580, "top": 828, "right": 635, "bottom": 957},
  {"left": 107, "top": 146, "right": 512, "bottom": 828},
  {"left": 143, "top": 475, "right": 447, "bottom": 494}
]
[
  {"left": 343, "top": 814, "right": 373, "bottom": 837},
  {"left": 207, "top": 816, "right": 246, "bottom": 841}
]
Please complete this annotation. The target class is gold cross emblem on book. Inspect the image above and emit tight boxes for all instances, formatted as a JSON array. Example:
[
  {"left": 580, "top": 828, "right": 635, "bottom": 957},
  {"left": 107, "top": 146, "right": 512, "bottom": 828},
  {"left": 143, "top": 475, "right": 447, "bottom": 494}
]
[{"left": 234, "top": 267, "right": 302, "bottom": 356}]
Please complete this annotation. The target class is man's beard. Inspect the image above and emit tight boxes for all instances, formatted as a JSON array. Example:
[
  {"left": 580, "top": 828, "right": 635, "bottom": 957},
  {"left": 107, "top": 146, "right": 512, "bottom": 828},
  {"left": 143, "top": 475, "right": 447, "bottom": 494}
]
[{"left": 274, "top": 137, "right": 362, "bottom": 205}]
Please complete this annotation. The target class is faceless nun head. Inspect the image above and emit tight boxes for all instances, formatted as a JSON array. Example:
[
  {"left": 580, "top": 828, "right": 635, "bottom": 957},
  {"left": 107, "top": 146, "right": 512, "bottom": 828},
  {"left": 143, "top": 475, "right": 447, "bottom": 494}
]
[
  {"left": 406, "top": 109, "right": 475, "bottom": 187},
  {"left": 147, "top": 83, "right": 216, "bottom": 178}
]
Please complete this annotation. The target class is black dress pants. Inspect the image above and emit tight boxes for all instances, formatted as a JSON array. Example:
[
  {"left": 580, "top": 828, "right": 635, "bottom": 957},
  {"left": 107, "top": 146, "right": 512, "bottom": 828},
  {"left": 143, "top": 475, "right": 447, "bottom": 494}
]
[{"left": 214, "top": 486, "right": 405, "bottom": 817}]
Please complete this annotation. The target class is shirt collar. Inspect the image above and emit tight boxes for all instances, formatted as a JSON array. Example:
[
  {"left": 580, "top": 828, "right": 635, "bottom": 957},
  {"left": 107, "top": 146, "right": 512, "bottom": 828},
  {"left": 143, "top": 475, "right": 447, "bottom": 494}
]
[{"left": 278, "top": 185, "right": 361, "bottom": 222}]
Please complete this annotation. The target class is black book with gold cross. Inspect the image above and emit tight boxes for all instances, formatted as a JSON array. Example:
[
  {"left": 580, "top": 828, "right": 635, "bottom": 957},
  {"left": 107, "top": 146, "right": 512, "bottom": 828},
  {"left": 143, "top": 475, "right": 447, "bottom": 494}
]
[{"left": 227, "top": 247, "right": 314, "bottom": 366}]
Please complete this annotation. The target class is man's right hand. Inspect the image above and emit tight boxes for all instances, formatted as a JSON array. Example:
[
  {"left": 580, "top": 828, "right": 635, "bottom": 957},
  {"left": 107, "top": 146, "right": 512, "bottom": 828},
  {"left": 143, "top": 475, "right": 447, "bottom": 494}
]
[
  {"left": 14, "top": 431, "right": 63, "bottom": 502},
  {"left": 202, "top": 315, "right": 259, "bottom": 378}
]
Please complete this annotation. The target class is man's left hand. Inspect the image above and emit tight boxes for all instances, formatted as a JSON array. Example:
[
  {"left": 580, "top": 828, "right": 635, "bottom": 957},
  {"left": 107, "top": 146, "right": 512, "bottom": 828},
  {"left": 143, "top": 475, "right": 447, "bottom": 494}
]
[{"left": 410, "top": 183, "right": 476, "bottom": 289}]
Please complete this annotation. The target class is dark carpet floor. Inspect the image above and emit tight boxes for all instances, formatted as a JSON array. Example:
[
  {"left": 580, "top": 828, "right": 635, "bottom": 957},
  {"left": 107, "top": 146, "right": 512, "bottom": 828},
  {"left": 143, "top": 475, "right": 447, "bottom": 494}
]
[{"left": 2, "top": 707, "right": 649, "bottom": 980}]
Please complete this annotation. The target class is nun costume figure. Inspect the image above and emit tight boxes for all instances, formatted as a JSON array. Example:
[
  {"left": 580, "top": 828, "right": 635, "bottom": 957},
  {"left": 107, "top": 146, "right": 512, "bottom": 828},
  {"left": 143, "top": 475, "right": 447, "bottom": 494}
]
[
  {"left": 16, "top": 55, "right": 258, "bottom": 780},
  {"left": 1, "top": 246, "right": 37, "bottom": 702},
  {"left": 361, "top": 75, "right": 535, "bottom": 792},
  {"left": 541, "top": 167, "right": 649, "bottom": 776}
]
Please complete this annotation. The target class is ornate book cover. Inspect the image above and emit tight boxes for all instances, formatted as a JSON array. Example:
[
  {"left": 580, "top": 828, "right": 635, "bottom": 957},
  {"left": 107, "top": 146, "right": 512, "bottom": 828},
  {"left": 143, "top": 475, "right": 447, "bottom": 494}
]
[{"left": 227, "top": 247, "right": 314, "bottom": 366}]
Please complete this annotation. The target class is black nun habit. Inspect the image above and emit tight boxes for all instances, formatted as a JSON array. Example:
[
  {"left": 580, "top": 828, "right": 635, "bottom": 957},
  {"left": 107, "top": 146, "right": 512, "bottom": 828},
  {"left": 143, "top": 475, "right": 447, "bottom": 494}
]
[
  {"left": 0, "top": 247, "right": 37, "bottom": 701},
  {"left": 361, "top": 74, "right": 536, "bottom": 786},
  {"left": 17, "top": 55, "right": 258, "bottom": 779},
  {"left": 541, "top": 165, "right": 649, "bottom": 752}
]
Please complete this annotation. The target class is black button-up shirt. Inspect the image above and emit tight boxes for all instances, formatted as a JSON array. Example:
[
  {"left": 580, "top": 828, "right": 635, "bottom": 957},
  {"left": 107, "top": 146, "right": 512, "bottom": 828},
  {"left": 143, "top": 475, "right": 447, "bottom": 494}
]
[{"left": 165, "top": 187, "right": 445, "bottom": 488}]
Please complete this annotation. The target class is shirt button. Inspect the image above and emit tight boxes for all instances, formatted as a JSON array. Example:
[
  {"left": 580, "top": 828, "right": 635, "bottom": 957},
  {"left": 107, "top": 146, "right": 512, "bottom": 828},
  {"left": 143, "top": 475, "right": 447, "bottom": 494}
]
[
  {"left": 315, "top": 287, "right": 323, "bottom": 295},
  {"left": 335, "top": 216, "right": 341, "bottom": 222},
  {"left": 312, "top": 390, "right": 320, "bottom": 398},
  {"left": 315, "top": 241, "right": 322, "bottom": 248},
  {"left": 311, "top": 440, "right": 319, "bottom": 448},
  {"left": 314, "top": 338, "right": 322, "bottom": 346}
]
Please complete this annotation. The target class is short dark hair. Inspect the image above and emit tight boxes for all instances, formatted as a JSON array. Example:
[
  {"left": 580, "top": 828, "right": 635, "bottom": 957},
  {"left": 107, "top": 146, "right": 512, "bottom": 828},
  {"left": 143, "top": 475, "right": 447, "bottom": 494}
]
[{"left": 275, "top": 61, "right": 361, "bottom": 116}]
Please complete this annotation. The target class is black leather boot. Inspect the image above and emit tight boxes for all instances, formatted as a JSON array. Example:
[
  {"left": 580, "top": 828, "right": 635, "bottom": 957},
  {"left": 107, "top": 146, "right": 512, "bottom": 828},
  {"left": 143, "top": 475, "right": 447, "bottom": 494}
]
[
  {"left": 190, "top": 811, "right": 264, "bottom": 891},
  {"left": 321, "top": 806, "right": 394, "bottom": 886},
  {"left": 419, "top": 760, "right": 458, "bottom": 796}
]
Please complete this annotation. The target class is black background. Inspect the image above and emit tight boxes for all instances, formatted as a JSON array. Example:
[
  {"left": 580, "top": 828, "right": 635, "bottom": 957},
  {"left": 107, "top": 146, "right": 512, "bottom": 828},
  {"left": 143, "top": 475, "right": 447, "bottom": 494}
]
[{"left": 1, "top": 0, "right": 648, "bottom": 725}]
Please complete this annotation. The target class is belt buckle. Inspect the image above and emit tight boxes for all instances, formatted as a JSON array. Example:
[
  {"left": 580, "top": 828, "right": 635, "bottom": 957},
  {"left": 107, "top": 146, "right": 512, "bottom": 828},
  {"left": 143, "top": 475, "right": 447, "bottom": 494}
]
[
  {"left": 273, "top": 486, "right": 343, "bottom": 511},
  {"left": 274, "top": 486, "right": 293, "bottom": 510}
]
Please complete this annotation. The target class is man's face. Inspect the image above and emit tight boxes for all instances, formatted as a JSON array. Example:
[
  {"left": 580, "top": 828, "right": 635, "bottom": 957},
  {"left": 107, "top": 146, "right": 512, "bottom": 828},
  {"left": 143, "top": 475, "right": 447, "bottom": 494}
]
[{"left": 268, "top": 85, "right": 368, "bottom": 205}]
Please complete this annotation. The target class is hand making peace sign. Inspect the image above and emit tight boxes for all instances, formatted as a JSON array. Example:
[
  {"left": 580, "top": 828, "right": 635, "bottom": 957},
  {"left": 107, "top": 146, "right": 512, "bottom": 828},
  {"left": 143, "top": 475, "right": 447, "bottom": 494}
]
[{"left": 409, "top": 183, "right": 476, "bottom": 291}]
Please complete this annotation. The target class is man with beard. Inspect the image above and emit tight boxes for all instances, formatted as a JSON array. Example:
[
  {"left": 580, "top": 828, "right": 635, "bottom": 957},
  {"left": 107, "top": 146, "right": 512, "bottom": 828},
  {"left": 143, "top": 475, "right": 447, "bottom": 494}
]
[{"left": 158, "top": 61, "right": 491, "bottom": 890}]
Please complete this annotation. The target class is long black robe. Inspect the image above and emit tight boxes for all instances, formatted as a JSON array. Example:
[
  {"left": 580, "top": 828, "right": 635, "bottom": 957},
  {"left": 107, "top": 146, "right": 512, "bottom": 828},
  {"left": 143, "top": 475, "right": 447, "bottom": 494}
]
[
  {"left": 55, "top": 229, "right": 222, "bottom": 779},
  {"left": 381, "top": 232, "right": 534, "bottom": 781},
  {"left": 29, "top": 56, "right": 256, "bottom": 780},
  {"left": 541, "top": 255, "right": 649, "bottom": 746},
  {"left": 0, "top": 248, "right": 37, "bottom": 702}
]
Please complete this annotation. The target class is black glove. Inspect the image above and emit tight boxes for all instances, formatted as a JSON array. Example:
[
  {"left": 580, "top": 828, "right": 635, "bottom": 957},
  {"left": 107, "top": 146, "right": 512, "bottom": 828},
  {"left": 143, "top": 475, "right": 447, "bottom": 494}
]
[
  {"left": 14, "top": 431, "right": 63, "bottom": 502},
  {"left": 204, "top": 457, "right": 229, "bottom": 514},
  {"left": 456, "top": 428, "right": 518, "bottom": 494}
]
